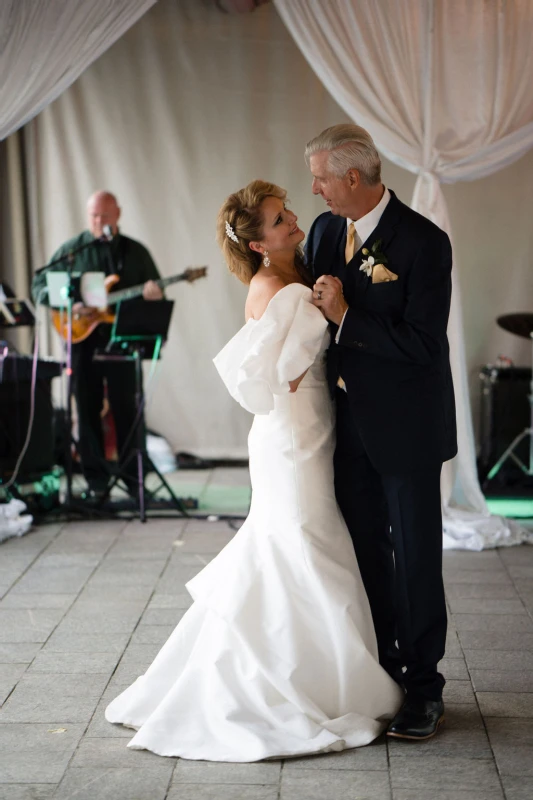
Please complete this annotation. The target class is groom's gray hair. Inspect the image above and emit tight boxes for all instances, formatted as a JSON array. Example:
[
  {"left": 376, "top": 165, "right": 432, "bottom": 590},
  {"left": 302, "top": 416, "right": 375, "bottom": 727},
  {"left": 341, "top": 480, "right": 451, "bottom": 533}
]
[{"left": 305, "top": 124, "right": 381, "bottom": 186}]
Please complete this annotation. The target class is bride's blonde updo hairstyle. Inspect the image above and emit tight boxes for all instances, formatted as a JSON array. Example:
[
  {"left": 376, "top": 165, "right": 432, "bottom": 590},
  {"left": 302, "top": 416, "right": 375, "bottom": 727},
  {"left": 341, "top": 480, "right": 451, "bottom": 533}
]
[{"left": 216, "top": 179, "right": 308, "bottom": 285}]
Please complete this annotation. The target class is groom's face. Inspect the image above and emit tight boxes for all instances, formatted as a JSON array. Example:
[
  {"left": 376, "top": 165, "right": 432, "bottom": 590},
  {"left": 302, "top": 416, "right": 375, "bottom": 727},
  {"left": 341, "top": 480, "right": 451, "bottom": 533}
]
[{"left": 309, "top": 152, "right": 353, "bottom": 218}]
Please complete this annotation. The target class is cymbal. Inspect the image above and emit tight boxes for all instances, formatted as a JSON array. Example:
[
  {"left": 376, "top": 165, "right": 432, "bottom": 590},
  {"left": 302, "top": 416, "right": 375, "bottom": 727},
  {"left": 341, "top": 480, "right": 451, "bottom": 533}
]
[{"left": 497, "top": 313, "right": 533, "bottom": 339}]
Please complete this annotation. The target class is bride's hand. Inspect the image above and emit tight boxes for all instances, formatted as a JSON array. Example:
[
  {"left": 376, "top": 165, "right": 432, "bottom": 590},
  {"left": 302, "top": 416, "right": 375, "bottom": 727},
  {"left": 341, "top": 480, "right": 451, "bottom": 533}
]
[
  {"left": 289, "top": 371, "right": 308, "bottom": 393},
  {"left": 312, "top": 275, "right": 348, "bottom": 325}
]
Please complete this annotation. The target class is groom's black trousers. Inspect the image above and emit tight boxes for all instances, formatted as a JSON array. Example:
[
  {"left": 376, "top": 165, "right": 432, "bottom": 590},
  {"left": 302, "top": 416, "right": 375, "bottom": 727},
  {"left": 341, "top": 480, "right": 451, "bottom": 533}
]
[{"left": 334, "top": 388, "right": 447, "bottom": 701}]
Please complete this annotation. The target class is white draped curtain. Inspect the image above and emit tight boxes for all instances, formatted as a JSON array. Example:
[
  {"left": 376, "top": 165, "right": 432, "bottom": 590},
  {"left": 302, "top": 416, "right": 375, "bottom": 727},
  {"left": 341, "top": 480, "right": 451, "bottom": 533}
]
[
  {"left": 274, "top": 0, "right": 533, "bottom": 548},
  {"left": 0, "top": 0, "right": 157, "bottom": 141}
]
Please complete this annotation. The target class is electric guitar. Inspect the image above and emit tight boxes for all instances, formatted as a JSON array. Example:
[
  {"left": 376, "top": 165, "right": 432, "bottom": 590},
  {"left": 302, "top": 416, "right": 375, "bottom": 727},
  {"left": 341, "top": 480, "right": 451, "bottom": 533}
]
[{"left": 51, "top": 266, "right": 207, "bottom": 344}]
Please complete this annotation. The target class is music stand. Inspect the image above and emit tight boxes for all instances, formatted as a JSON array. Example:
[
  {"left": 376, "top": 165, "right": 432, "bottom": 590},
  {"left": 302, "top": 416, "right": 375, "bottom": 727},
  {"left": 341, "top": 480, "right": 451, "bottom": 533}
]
[
  {"left": 109, "top": 298, "right": 174, "bottom": 356},
  {"left": 94, "top": 298, "right": 186, "bottom": 521},
  {"left": 0, "top": 299, "right": 35, "bottom": 328}
]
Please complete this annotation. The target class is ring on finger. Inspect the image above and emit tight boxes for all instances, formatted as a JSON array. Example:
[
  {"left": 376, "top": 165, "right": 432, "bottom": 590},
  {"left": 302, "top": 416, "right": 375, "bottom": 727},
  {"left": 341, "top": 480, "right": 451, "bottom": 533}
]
[{"left": 317, "top": 290, "right": 322, "bottom": 300}]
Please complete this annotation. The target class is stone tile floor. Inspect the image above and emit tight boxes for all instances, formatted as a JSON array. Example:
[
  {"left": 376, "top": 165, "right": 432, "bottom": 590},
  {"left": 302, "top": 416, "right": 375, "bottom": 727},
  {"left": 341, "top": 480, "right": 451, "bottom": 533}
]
[{"left": 0, "top": 479, "right": 532, "bottom": 799}]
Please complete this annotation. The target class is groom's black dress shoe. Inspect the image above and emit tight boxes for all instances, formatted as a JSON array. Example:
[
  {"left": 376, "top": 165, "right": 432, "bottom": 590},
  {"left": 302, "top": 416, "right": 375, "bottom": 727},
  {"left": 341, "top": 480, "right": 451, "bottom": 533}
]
[{"left": 387, "top": 697, "right": 444, "bottom": 740}]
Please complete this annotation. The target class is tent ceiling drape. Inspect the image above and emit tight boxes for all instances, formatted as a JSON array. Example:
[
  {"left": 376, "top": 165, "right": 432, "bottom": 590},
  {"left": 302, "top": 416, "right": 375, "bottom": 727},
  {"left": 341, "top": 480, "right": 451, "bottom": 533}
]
[
  {"left": 215, "top": 0, "right": 271, "bottom": 11},
  {"left": 0, "top": 0, "right": 157, "bottom": 141}
]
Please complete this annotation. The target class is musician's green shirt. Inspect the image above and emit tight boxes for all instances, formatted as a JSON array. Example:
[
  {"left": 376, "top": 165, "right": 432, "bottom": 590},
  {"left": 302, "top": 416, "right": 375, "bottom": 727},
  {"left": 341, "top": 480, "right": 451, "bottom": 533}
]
[{"left": 31, "top": 230, "right": 161, "bottom": 305}]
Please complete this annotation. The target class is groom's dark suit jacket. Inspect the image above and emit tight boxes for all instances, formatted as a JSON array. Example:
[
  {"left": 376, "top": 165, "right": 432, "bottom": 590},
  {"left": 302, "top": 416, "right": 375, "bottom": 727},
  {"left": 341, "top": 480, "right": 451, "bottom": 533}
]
[{"left": 306, "top": 190, "right": 457, "bottom": 474}]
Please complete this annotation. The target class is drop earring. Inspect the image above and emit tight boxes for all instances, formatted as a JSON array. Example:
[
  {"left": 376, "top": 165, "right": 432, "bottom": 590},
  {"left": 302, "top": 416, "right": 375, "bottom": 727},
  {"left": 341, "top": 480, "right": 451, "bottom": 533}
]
[{"left": 263, "top": 250, "right": 270, "bottom": 268}]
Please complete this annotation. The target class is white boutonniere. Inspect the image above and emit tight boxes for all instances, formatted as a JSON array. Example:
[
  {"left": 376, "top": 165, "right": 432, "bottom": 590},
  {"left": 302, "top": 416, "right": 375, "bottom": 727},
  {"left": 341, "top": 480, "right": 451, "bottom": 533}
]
[
  {"left": 359, "top": 254, "right": 376, "bottom": 277},
  {"left": 359, "top": 239, "right": 388, "bottom": 278}
]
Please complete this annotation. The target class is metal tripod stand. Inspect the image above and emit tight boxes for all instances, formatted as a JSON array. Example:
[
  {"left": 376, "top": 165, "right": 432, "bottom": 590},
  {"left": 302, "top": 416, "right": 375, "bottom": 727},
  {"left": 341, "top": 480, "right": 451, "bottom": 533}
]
[
  {"left": 487, "top": 331, "right": 533, "bottom": 481},
  {"left": 94, "top": 337, "right": 188, "bottom": 522}
]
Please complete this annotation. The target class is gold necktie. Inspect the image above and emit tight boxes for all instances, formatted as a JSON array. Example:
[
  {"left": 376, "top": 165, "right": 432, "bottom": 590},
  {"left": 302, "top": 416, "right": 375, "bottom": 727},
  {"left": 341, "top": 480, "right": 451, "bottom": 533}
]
[
  {"left": 338, "top": 222, "right": 355, "bottom": 392},
  {"left": 345, "top": 222, "right": 356, "bottom": 264}
]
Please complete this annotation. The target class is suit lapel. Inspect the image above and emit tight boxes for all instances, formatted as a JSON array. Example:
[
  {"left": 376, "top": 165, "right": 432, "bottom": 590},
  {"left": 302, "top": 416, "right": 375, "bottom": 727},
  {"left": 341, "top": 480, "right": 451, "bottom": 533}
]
[
  {"left": 312, "top": 191, "right": 404, "bottom": 296},
  {"left": 313, "top": 215, "right": 346, "bottom": 279},
  {"left": 349, "top": 190, "right": 404, "bottom": 295}
]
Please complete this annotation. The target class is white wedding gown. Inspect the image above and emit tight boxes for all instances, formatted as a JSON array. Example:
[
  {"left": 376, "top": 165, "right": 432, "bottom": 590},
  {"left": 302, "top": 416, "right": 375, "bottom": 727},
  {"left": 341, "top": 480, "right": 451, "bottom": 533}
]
[{"left": 105, "top": 283, "right": 403, "bottom": 761}]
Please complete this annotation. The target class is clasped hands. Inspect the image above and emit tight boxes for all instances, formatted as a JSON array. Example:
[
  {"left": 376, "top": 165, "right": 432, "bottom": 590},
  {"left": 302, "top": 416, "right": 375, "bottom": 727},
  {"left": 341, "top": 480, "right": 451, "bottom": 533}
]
[{"left": 312, "top": 275, "right": 348, "bottom": 326}]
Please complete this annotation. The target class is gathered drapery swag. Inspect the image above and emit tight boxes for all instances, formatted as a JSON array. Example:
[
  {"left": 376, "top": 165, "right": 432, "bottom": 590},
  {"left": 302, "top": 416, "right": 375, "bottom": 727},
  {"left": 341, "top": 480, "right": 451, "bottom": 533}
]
[{"left": 0, "top": 0, "right": 157, "bottom": 141}]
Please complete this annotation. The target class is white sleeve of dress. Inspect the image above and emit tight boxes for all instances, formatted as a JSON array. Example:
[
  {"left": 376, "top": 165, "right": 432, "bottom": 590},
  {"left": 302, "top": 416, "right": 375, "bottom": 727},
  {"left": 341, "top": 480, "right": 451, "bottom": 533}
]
[{"left": 213, "top": 284, "right": 328, "bottom": 415}]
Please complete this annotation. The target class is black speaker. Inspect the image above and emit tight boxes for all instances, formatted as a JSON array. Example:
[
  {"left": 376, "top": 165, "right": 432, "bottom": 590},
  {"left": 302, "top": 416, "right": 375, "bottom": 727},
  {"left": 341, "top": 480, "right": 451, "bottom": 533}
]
[
  {"left": 478, "top": 365, "right": 532, "bottom": 488},
  {"left": 0, "top": 355, "right": 61, "bottom": 479}
]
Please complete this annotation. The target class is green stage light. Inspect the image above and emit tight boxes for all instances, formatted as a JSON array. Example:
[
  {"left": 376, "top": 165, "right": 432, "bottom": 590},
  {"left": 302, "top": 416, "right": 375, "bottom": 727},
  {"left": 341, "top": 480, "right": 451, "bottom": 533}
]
[
  {"left": 0, "top": 468, "right": 62, "bottom": 511},
  {"left": 485, "top": 496, "right": 533, "bottom": 519}
]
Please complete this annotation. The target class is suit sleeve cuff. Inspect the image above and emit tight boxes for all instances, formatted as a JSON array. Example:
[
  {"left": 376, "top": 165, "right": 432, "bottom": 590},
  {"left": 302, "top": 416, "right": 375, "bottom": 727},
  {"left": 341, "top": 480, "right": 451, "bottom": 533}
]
[{"left": 334, "top": 309, "right": 349, "bottom": 344}]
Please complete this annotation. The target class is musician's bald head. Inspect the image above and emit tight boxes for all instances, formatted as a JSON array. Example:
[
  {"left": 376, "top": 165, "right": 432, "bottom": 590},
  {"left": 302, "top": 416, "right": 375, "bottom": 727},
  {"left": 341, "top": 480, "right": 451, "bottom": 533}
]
[{"left": 87, "top": 190, "right": 121, "bottom": 238}]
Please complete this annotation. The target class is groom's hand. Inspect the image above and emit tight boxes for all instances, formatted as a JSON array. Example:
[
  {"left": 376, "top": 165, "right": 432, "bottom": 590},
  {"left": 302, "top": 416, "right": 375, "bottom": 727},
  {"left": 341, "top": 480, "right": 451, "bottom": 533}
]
[{"left": 313, "top": 275, "right": 348, "bottom": 326}]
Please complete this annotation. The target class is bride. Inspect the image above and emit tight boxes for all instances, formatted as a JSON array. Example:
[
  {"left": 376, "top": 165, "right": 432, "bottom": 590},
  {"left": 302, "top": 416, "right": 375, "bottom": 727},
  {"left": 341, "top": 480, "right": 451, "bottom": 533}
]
[{"left": 105, "top": 180, "right": 403, "bottom": 761}]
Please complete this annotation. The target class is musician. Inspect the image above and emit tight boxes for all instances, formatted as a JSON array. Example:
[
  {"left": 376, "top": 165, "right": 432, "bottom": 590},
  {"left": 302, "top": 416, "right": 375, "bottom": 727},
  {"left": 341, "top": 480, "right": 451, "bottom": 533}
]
[{"left": 31, "top": 191, "right": 163, "bottom": 498}]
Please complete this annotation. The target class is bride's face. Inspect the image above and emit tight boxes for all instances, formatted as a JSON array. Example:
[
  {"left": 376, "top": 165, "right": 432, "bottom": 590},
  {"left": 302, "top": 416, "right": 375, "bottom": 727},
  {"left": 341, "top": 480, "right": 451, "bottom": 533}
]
[{"left": 257, "top": 196, "right": 305, "bottom": 256}]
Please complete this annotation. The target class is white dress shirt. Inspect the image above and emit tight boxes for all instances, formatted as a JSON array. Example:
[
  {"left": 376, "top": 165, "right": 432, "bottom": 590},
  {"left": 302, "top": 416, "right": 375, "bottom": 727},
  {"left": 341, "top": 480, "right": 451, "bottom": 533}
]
[{"left": 335, "top": 186, "right": 391, "bottom": 342}]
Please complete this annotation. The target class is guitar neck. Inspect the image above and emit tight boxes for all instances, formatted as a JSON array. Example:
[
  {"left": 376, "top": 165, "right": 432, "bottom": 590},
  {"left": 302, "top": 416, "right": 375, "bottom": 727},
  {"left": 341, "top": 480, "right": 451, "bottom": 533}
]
[{"left": 107, "top": 274, "right": 186, "bottom": 305}]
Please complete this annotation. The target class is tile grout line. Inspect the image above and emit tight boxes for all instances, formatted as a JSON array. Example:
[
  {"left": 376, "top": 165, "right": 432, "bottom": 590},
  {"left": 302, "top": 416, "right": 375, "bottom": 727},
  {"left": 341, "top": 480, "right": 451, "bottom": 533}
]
[
  {"left": 491, "top": 546, "right": 533, "bottom": 800},
  {"left": 439, "top": 564, "right": 507, "bottom": 795},
  {"left": 53, "top": 516, "right": 189, "bottom": 795},
  {"left": 2, "top": 518, "right": 130, "bottom": 792},
  {"left": 498, "top": 548, "right": 533, "bottom": 624},
  {"left": 277, "top": 756, "right": 284, "bottom": 799},
  {"left": 1, "top": 518, "right": 131, "bottom": 794},
  {"left": 460, "top": 548, "right": 522, "bottom": 800},
  {"left": 1, "top": 521, "right": 68, "bottom": 598},
  {"left": 0, "top": 521, "right": 73, "bottom": 711}
]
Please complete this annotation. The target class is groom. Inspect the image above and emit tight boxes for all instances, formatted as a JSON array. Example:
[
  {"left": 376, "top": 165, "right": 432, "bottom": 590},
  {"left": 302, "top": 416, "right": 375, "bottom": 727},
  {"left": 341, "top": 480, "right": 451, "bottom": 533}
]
[{"left": 306, "top": 124, "right": 457, "bottom": 740}]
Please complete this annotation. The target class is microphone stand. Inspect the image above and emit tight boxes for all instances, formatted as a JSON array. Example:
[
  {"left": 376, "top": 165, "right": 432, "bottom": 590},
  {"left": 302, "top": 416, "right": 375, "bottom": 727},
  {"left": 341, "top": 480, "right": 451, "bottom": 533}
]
[
  {"left": 63, "top": 249, "right": 75, "bottom": 511},
  {"left": 34, "top": 231, "right": 113, "bottom": 274},
  {"left": 36, "top": 232, "right": 114, "bottom": 519}
]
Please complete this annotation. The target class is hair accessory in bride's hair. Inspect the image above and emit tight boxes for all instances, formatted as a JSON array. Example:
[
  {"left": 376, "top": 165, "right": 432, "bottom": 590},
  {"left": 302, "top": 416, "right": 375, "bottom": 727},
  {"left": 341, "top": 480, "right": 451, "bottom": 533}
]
[{"left": 225, "top": 220, "right": 239, "bottom": 243}]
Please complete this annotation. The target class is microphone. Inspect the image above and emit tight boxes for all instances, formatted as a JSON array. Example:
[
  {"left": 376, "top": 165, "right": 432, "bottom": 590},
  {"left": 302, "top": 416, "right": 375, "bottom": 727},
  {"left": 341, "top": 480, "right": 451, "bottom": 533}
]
[{"left": 101, "top": 225, "right": 114, "bottom": 242}]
